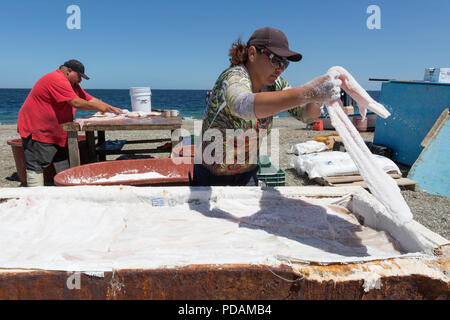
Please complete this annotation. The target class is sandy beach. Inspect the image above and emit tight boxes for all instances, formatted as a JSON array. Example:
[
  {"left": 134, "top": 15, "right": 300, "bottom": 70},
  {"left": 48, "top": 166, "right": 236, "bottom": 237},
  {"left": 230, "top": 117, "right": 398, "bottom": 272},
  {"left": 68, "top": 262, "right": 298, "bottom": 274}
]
[{"left": 1, "top": 118, "right": 448, "bottom": 239}]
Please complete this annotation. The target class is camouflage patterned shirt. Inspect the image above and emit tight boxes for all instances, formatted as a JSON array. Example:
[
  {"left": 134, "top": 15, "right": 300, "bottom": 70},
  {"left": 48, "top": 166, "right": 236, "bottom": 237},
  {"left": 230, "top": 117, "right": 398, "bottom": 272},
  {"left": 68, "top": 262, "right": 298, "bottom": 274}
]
[{"left": 201, "top": 65, "right": 308, "bottom": 175}]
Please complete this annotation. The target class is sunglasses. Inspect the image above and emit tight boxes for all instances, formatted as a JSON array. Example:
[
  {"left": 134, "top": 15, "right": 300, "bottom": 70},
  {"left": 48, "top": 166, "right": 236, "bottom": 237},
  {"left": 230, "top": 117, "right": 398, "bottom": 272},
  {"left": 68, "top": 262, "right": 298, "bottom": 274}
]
[{"left": 256, "top": 48, "right": 290, "bottom": 70}]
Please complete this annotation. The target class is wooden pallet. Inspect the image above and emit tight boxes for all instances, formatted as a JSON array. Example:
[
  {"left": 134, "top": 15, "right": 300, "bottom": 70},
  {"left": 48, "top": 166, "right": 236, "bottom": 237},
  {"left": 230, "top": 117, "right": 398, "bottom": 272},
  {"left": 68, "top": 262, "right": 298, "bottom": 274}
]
[{"left": 314, "top": 173, "right": 418, "bottom": 191}]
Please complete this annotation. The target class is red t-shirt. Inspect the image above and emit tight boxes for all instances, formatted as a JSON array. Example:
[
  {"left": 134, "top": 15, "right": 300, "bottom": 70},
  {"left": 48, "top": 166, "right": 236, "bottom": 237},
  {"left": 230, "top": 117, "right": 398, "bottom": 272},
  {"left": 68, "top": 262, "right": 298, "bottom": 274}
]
[{"left": 17, "top": 69, "right": 93, "bottom": 147}]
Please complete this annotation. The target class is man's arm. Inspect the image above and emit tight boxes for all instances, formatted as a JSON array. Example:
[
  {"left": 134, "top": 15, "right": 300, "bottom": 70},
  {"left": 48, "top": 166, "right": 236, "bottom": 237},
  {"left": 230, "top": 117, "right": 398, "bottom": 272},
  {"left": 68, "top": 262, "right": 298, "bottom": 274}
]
[
  {"left": 88, "top": 97, "right": 103, "bottom": 104},
  {"left": 67, "top": 97, "right": 124, "bottom": 113}
]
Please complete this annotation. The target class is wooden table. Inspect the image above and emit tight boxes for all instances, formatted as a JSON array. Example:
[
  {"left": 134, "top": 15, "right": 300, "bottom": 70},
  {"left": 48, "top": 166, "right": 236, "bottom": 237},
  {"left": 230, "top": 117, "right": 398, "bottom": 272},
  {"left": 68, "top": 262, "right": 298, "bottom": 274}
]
[{"left": 62, "top": 114, "right": 182, "bottom": 168}]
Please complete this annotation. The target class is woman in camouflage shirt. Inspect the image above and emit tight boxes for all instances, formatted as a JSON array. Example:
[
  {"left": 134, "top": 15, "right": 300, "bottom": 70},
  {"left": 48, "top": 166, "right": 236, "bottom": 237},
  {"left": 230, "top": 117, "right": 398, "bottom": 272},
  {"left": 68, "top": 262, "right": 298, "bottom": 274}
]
[{"left": 192, "top": 27, "right": 342, "bottom": 186}]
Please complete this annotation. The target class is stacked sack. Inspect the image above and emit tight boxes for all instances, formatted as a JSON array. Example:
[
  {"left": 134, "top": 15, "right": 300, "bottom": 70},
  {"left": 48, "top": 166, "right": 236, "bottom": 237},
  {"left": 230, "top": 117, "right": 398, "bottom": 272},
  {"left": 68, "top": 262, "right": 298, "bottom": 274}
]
[{"left": 290, "top": 150, "right": 401, "bottom": 179}]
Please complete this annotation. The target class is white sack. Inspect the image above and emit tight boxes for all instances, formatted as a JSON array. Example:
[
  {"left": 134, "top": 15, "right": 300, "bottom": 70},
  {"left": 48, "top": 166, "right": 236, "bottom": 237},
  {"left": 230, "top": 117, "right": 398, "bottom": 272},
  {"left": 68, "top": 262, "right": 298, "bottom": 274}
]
[
  {"left": 290, "top": 151, "right": 401, "bottom": 179},
  {"left": 289, "top": 140, "right": 328, "bottom": 155}
]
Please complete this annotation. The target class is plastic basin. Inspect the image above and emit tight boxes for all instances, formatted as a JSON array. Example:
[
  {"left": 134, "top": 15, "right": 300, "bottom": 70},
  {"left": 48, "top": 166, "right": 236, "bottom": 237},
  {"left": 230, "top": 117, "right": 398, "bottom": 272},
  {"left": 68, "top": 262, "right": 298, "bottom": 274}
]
[
  {"left": 353, "top": 116, "right": 368, "bottom": 132},
  {"left": 313, "top": 119, "right": 324, "bottom": 131},
  {"left": 54, "top": 158, "right": 193, "bottom": 186},
  {"left": 7, "top": 136, "right": 87, "bottom": 184},
  {"left": 171, "top": 145, "right": 195, "bottom": 158}
]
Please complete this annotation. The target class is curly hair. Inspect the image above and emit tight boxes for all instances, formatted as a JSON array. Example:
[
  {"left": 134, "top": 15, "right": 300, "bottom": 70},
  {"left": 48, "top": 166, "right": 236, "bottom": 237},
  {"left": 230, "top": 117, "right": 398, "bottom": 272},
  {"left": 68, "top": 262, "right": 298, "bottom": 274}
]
[{"left": 228, "top": 38, "right": 248, "bottom": 67}]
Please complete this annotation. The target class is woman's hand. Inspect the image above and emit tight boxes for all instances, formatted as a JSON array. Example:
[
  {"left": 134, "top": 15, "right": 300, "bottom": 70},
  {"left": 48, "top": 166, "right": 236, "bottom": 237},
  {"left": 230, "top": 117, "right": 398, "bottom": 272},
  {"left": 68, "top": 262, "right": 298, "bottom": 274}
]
[
  {"left": 253, "top": 72, "right": 341, "bottom": 119},
  {"left": 301, "top": 73, "right": 342, "bottom": 103}
]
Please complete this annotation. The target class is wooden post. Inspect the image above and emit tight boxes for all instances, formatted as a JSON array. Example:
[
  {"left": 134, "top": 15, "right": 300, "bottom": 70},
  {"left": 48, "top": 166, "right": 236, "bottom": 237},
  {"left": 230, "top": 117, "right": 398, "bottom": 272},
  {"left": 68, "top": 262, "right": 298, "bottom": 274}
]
[
  {"left": 67, "top": 131, "right": 80, "bottom": 167},
  {"left": 98, "top": 131, "right": 106, "bottom": 161},
  {"left": 85, "top": 131, "right": 97, "bottom": 163}
]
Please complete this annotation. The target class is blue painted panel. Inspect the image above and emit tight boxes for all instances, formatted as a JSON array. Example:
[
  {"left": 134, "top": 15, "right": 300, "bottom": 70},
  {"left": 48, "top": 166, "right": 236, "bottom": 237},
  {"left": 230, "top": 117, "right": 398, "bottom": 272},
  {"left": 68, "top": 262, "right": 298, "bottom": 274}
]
[
  {"left": 374, "top": 81, "right": 450, "bottom": 165},
  {"left": 408, "top": 118, "right": 450, "bottom": 196}
]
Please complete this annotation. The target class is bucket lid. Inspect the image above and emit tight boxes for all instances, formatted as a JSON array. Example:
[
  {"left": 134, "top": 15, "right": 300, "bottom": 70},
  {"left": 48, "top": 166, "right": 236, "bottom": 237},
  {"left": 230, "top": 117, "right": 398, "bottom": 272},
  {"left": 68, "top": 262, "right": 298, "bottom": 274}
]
[
  {"left": 130, "top": 87, "right": 151, "bottom": 93},
  {"left": 130, "top": 92, "right": 152, "bottom": 97}
]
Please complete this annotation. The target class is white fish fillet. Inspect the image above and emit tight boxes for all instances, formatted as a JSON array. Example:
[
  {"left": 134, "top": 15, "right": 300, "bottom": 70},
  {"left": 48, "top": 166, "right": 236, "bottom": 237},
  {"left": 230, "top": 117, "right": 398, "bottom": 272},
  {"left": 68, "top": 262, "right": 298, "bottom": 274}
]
[
  {"left": 328, "top": 66, "right": 391, "bottom": 120},
  {"left": 74, "top": 113, "right": 126, "bottom": 129},
  {"left": 325, "top": 66, "right": 412, "bottom": 225},
  {"left": 74, "top": 110, "right": 162, "bottom": 129}
]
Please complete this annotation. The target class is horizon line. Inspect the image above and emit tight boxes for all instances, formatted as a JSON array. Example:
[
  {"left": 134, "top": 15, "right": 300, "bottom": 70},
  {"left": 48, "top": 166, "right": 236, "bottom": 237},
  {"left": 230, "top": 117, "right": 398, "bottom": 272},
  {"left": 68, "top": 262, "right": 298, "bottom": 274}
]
[
  {"left": 0, "top": 87, "right": 381, "bottom": 91},
  {"left": 0, "top": 88, "right": 211, "bottom": 91}
]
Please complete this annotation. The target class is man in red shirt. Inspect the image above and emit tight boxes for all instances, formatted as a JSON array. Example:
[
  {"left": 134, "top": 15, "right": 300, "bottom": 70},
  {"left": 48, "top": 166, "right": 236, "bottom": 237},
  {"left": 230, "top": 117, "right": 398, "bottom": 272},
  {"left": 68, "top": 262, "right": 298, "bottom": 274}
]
[{"left": 18, "top": 59, "right": 124, "bottom": 186}]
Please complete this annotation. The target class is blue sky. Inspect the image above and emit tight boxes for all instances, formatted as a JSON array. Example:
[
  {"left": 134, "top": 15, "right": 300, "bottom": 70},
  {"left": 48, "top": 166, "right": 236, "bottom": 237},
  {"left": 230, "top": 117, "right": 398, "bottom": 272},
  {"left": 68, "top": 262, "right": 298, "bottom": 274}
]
[{"left": 0, "top": 0, "right": 449, "bottom": 90}]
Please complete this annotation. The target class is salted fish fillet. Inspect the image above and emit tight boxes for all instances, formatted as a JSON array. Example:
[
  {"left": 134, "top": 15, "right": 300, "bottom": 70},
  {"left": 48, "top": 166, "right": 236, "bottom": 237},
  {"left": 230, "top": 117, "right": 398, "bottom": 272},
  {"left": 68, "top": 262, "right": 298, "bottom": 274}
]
[
  {"left": 74, "top": 113, "right": 126, "bottom": 129},
  {"left": 328, "top": 66, "right": 391, "bottom": 120},
  {"left": 325, "top": 67, "right": 412, "bottom": 225},
  {"left": 74, "top": 110, "right": 163, "bottom": 129}
]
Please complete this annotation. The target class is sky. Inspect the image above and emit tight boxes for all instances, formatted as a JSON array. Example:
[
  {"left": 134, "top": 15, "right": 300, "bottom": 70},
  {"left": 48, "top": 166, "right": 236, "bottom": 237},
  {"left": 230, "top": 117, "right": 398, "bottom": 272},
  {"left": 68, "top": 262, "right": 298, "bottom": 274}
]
[{"left": 0, "top": 0, "right": 449, "bottom": 90}]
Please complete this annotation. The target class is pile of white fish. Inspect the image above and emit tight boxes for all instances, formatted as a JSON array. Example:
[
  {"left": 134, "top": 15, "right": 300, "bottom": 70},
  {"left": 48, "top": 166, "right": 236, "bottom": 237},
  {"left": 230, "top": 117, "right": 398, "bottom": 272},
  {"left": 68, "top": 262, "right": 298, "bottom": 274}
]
[{"left": 74, "top": 110, "right": 162, "bottom": 129}]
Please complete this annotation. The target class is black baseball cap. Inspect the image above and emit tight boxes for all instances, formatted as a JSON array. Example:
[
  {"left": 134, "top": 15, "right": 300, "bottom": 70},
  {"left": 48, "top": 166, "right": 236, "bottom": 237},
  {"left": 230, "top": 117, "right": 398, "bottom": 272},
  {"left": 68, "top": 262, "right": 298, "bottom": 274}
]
[
  {"left": 63, "top": 59, "right": 90, "bottom": 80},
  {"left": 247, "top": 27, "right": 302, "bottom": 62}
]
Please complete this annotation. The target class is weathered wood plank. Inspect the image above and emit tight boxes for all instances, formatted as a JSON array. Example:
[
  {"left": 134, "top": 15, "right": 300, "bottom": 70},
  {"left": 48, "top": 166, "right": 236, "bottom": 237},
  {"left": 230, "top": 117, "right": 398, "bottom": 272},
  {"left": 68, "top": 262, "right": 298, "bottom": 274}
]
[
  {"left": 329, "top": 178, "right": 417, "bottom": 191},
  {"left": 325, "top": 173, "right": 401, "bottom": 184},
  {"left": 314, "top": 173, "right": 417, "bottom": 191},
  {"left": 409, "top": 109, "right": 449, "bottom": 196},
  {"left": 67, "top": 131, "right": 80, "bottom": 167},
  {"left": 61, "top": 122, "right": 80, "bottom": 131},
  {"left": 97, "top": 149, "right": 171, "bottom": 155},
  {"left": 62, "top": 115, "right": 182, "bottom": 132},
  {"left": 79, "top": 124, "right": 180, "bottom": 131},
  {"left": 123, "top": 138, "right": 171, "bottom": 144},
  {"left": 421, "top": 108, "right": 449, "bottom": 147}
]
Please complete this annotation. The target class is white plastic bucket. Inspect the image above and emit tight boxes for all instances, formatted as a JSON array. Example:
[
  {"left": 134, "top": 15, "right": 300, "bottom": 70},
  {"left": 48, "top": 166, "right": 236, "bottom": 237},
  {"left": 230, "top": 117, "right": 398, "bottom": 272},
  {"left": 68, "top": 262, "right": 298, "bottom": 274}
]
[
  {"left": 130, "top": 87, "right": 151, "bottom": 112},
  {"left": 130, "top": 87, "right": 151, "bottom": 95}
]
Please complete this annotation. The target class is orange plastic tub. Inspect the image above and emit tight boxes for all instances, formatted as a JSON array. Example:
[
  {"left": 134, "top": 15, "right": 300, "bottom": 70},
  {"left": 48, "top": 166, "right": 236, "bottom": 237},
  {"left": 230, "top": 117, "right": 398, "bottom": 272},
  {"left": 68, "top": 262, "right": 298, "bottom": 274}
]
[
  {"left": 54, "top": 158, "right": 193, "bottom": 186},
  {"left": 7, "top": 136, "right": 88, "bottom": 184},
  {"left": 353, "top": 116, "right": 368, "bottom": 132},
  {"left": 171, "top": 145, "right": 195, "bottom": 158},
  {"left": 313, "top": 119, "right": 324, "bottom": 131}
]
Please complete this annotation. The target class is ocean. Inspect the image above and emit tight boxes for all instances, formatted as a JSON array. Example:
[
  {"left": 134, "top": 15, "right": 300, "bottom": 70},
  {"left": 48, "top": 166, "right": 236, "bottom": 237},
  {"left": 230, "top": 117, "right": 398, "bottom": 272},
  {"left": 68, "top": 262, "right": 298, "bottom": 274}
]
[{"left": 0, "top": 88, "right": 380, "bottom": 124}]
